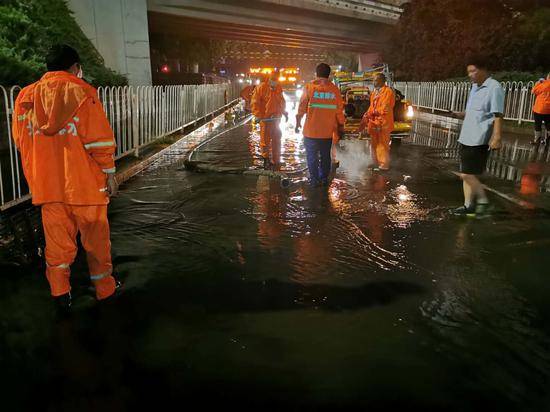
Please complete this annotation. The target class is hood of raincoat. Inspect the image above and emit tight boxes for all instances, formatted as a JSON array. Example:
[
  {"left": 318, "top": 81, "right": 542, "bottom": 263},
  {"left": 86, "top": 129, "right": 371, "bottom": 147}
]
[{"left": 24, "top": 71, "right": 94, "bottom": 136}]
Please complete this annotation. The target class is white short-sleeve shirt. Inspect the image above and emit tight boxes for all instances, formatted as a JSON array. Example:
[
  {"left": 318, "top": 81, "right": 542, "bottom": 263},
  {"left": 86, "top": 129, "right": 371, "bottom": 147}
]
[{"left": 458, "top": 77, "right": 505, "bottom": 146}]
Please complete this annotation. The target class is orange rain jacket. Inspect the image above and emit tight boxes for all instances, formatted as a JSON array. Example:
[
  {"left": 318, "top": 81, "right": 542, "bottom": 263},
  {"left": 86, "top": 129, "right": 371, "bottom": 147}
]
[
  {"left": 240, "top": 85, "right": 255, "bottom": 106},
  {"left": 533, "top": 79, "right": 550, "bottom": 115},
  {"left": 298, "top": 78, "right": 345, "bottom": 139},
  {"left": 360, "top": 85, "right": 395, "bottom": 135},
  {"left": 12, "top": 71, "right": 116, "bottom": 206},
  {"left": 251, "top": 80, "right": 286, "bottom": 121}
]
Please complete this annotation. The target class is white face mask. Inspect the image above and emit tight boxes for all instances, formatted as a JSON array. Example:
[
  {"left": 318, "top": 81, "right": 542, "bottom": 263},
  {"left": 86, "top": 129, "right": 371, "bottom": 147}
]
[{"left": 77, "top": 66, "right": 83, "bottom": 79}]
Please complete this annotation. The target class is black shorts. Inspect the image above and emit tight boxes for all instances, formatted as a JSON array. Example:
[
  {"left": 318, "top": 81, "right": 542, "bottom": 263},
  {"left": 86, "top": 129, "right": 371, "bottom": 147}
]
[{"left": 459, "top": 143, "right": 489, "bottom": 175}]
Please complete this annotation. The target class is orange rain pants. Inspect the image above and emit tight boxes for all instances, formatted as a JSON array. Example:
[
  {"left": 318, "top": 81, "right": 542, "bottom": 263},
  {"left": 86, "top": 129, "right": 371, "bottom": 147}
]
[
  {"left": 369, "top": 130, "right": 391, "bottom": 169},
  {"left": 42, "top": 203, "right": 116, "bottom": 300},
  {"left": 259, "top": 121, "right": 282, "bottom": 163},
  {"left": 360, "top": 85, "right": 395, "bottom": 169}
]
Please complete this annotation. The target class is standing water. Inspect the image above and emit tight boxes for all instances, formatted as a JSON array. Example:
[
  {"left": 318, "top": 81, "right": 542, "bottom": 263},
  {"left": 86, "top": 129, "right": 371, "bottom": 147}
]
[{"left": 1, "top": 98, "right": 550, "bottom": 410}]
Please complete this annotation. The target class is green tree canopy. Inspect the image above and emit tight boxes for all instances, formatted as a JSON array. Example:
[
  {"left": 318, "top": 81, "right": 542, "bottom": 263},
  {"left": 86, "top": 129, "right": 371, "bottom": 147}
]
[
  {"left": 0, "top": 0, "right": 127, "bottom": 87},
  {"left": 384, "top": 0, "right": 550, "bottom": 81}
]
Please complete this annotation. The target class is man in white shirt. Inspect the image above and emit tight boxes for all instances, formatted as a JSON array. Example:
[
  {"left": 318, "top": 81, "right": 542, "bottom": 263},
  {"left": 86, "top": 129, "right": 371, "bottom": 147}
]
[{"left": 451, "top": 57, "right": 504, "bottom": 216}]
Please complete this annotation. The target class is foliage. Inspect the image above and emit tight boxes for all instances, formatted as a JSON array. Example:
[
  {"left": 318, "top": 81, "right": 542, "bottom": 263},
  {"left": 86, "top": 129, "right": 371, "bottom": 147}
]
[
  {"left": 0, "top": 0, "right": 127, "bottom": 87},
  {"left": 384, "top": 0, "right": 550, "bottom": 81}
]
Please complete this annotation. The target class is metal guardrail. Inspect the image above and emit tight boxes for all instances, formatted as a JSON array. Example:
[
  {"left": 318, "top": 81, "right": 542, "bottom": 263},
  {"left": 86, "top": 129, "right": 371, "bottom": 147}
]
[
  {"left": 0, "top": 82, "right": 240, "bottom": 209},
  {"left": 311, "top": 0, "right": 403, "bottom": 20},
  {"left": 394, "top": 81, "right": 537, "bottom": 125},
  {"left": 408, "top": 120, "right": 550, "bottom": 191}
]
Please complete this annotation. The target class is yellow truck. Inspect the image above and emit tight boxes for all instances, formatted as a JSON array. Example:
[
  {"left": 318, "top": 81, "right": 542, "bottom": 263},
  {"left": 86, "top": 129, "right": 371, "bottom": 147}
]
[{"left": 334, "top": 66, "right": 414, "bottom": 140}]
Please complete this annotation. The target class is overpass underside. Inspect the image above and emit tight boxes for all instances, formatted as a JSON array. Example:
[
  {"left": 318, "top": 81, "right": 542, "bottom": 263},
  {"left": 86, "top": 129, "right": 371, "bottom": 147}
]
[{"left": 148, "top": 0, "right": 403, "bottom": 53}]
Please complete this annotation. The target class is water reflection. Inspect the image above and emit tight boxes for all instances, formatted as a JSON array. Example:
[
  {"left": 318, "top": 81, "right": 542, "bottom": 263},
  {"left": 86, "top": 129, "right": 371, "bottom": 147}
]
[
  {"left": 408, "top": 117, "right": 550, "bottom": 192},
  {"left": 253, "top": 176, "right": 287, "bottom": 250},
  {"left": 4, "top": 99, "right": 550, "bottom": 410}
]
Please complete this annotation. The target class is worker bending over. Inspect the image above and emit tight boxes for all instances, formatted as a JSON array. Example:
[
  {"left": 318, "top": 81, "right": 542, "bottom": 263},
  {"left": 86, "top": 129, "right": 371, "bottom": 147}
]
[
  {"left": 531, "top": 73, "right": 550, "bottom": 145},
  {"left": 240, "top": 84, "right": 256, "bottom": 113}
]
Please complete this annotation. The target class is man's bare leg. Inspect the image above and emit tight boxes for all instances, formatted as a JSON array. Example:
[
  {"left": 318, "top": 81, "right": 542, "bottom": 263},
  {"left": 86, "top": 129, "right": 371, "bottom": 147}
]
[{"left": 462, "top": 173, "right": 488, "bottom": 205}]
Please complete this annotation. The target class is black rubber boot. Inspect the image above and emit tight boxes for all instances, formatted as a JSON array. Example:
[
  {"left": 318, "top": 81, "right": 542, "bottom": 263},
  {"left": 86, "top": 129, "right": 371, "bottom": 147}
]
[{"left": 53, "top": 292, "right": 72, "bottom": 317}]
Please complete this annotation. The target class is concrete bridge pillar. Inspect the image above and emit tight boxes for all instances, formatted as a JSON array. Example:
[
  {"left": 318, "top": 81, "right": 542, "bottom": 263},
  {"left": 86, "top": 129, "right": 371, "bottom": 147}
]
[{"left": 68, "top": 0, "right": 152, "bottom": 85}]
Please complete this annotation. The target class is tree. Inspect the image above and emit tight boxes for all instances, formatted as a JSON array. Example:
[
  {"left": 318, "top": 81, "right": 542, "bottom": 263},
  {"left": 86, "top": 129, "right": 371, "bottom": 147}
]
[
  {"left": 0, "top": 0, "right": 127, "bottom": 86},
  {"left": 384, "top": 0, "right": 549, "bottom": 81}
]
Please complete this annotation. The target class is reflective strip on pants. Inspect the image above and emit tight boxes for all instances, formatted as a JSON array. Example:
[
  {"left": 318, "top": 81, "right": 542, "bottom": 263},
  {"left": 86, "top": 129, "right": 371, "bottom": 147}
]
[
  {"left": 47, "top": 263, "right": 70, "bottom": 269},
  {"left": 42, "top": 203, "right": 114, "bottom": 299},
  {"left": 90, "top": 272, "right": 110, "bottom": 281}
]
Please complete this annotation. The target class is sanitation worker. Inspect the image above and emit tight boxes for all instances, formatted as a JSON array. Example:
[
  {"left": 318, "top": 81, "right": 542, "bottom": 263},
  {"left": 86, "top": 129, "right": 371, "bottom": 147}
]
[
  {"left": 295, "top": 63, "right": 345, "bottom": 186},
  {"left": 251, "top": 71, "right": 287, "bottom": 169},
  {"left": 531, "top": 73, "right": 550, "bottom": 145},
  {"left": 240, "top": 84, "right": 256, "bottom": 112},
  {"left": 358, "top": 73, "right": 395, "bottom": 171},
  {"left": 12, "top": 45, "right": 120, "bottom": 313}
]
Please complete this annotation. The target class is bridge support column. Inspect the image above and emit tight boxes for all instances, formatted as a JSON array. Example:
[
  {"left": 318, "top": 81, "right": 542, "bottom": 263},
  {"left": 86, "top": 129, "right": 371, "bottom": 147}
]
[{"left": 68, "top": 0, "right": 152, "bottom": 85}]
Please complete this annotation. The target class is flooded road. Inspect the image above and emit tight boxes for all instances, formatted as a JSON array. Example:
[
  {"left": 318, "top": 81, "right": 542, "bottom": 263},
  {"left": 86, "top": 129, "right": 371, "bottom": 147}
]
[{"left": 2, "top": 102, "right": 550, "bottom": 410}]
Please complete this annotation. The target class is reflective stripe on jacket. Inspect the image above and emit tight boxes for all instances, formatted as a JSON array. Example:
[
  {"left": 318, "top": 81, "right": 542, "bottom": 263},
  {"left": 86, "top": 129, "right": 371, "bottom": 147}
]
[
  {"left": 298, "top": 78, "right": 344, "bottom": 138},
  {"left": 12, "top": 71, "right": 116, "bottom": 205}
]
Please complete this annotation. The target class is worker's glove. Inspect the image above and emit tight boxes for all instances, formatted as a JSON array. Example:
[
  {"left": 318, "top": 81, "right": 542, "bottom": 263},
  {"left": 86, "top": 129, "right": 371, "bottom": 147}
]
[{"left": 294, "top": 125, "right": 301, "bottom": 134}]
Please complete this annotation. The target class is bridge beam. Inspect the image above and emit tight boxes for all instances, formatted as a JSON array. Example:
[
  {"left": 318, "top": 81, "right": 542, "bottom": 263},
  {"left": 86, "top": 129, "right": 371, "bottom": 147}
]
[{"left": 147, "top": 0, "right": 392, "bottom": 52}]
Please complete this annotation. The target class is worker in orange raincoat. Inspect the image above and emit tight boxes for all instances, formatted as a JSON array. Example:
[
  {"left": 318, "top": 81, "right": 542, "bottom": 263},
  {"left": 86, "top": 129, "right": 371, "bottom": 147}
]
[
  {"left": 251, "top": 71, "right": 287, "bottom": 169},
  {"left": 358, "top": 73, "right": 395, "bottom": 171},
  {"left": 240, "top": 84, "right": 256, "bottom": 112},
  {"left": 531, "top": 73, "right": 550, "bottom": 145},
  {"left": 12, "top": 45, "right": 119, "bottom": 313},
  {"left": 296, "top": 63, "right": 345, "bottom": 186}
]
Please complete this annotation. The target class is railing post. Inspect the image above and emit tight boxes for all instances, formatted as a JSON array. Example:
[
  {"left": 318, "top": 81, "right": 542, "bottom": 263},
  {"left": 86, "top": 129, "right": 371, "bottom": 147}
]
[
  {"left": 450, "top": 84, "right": 457, "bottom": 112},
  {"left": 431, "top": 83, "right": 438, "bottom": 113},
  {"left": 517, "top": 86, "right": 527, "bottom": 125},
  {"left": 132, "top": 87, "right": 140, "bottom": 157},
  {"left": 162, "top": 87, "right": 167, "bottom": 136}
]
